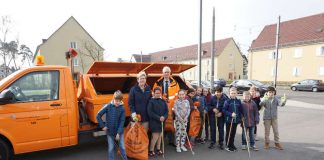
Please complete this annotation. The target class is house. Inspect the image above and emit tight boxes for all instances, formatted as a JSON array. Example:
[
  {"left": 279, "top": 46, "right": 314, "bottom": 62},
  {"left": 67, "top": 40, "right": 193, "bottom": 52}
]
[
  {"left": 248, "top": 13, "right": 324, "bottom": 82},
  {"left": 147, "top": 38, "right": 244, "bottom": 81},
  {"left": 33, "top": 16, "right": 104, "bottom": 74}
]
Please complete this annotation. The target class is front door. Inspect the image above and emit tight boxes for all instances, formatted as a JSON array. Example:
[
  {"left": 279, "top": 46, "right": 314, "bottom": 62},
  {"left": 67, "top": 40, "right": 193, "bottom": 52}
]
[{"left": 0, "top": 70, "right": 68, "bottom": 154}]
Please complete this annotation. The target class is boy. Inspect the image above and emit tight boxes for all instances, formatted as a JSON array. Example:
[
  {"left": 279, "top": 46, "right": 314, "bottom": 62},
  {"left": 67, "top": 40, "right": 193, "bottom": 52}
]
[
  {"left": 241, "top": 91, "right": 259, "bottom": 151},
  {"left": 223, "top": 87, "right": 243, "bottom": 152},
  {"left": 97, "top": 90, "right": 127, "bottom": 160},
  {"left": 208, "top": 86, "right": 228, "bottom": 150},
  {"left": 260, "top": 86, "right": 287, "bottom": 150}
]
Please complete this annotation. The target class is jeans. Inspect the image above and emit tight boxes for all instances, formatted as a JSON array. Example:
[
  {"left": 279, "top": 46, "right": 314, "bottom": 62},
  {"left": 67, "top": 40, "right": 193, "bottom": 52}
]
[
  {"left": 107, "top": 134, "right": 128, "bottom": 160},
  {"left": 241, "top": 126, "right": 255, "bottom": 146}
]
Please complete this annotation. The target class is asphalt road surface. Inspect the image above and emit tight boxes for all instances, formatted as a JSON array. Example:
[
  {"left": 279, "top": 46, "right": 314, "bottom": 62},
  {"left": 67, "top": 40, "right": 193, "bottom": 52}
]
[{"left": 15, "top": 99, "right": 324, "bottom": 160}]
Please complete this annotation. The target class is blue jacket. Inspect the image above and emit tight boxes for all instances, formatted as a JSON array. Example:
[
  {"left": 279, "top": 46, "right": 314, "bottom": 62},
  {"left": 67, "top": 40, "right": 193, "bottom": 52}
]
[
  {"left": 96, "top": 102, "right": 125, "bottom": 136},
  {"left": 209, "top": 94, "right": 229, "bottom": 116},
  {"left": 193, "top": 95, "right": 207, "bottom": 112},
  {"left": 128, "top": 84, "right": 152, "bottom": 122},
  {"left": 223, "top": 98, "right": 243, "bottom": 124}
]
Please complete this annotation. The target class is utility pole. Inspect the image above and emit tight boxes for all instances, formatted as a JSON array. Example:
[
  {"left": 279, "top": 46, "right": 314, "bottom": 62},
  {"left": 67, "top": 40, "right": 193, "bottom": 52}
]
[
  {"left": 198, "top": 0, "right": 203, "bottom": 87},
  {"left": 274, "top": 16, "right": 281, "bottom": 88},
  {"left": 210, "top": 7, "right": 215, "bottom": 91},
  {"left": 140, "top": 51, "right": 143, "bottom": 63}
]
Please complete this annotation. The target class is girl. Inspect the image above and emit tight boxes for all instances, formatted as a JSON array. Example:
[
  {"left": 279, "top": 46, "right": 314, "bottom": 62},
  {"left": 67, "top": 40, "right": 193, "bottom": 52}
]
[{"left": 174, "top": 89, "right": 191, "bottom": 153}]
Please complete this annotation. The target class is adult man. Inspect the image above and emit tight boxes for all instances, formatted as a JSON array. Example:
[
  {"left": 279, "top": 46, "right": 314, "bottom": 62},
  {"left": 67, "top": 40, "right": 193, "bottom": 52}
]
[{"left": 153, "top": 66, "right": 180, "bottom": 147}]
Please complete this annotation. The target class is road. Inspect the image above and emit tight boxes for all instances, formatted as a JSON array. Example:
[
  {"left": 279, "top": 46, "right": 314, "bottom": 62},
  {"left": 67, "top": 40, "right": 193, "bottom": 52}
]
[{"left": 15, "top": 96, "right": 324, "bottom": 160}]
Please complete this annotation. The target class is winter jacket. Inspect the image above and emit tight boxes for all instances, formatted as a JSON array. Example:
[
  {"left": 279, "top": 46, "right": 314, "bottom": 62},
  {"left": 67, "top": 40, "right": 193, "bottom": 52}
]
[
  {"left": 241, "top": 100, "right": 259, "bottom": 128},
  {"left": 153, "top": 76, "right": 180, "bottom": 100},
  {"left": 174, "top": 99, "right": 190, "bottom": 121},
  {"left": 252, "top": 96, "right": 261, "bottom": 111},
  {"left": 96, "top": 102, "right": 125, "bottom": 136},
  {"left": 260, "top": 96, "right": 285, "bottom": 120},
  {"left": 222, "top": 98, "right": 243, "bottom": 124},
  {"left": 147, "top": 98, "right": 169, "bottom": 132},
  {"left": 128, "top": 84, "right": 152, "bottom": 122},
  {"left": 209, "top": 94, "right": 229, "bottom": 116}
]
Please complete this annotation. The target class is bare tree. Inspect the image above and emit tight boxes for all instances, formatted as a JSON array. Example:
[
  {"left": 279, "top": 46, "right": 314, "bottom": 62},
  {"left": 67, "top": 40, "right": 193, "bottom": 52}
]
[
  {"left": 77, "top": 39, "right": 104, "bottom": 73},
  {"left": 0, "top": 16, "right": 12, "bottom": 70}
]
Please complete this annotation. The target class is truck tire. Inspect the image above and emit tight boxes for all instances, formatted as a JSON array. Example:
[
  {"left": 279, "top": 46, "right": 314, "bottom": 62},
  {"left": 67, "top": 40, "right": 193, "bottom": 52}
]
[{"left": 0, "top": 139, "right": 12, "bottom": 160}]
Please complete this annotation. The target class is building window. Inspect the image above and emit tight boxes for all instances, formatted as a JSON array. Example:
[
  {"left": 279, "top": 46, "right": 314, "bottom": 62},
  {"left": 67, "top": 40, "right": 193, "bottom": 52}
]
[
  {"left": 269, "top": 51, "right": 282, "bottom": 59},
  {"left": 316, "top": 46, "right": 324, "bottom": 56},
  {"left": 207, "top": 60, "right": 209, "bottom": 66},
  {"left": 70, "top": 41, "right": 77, "bottom": 49},
  {"left": 229, "top": 64, "right": 233, "bottom": 70},
  {"left": 294, "top": 48, "right": 303, "bottom": 58},
  {"left": 202, "top": 50, "right": 207, "bottom": 56},
  {"left": 73, "top": 58, "right": 79, "bottom": 66},
  {"left": 320, "top": 66, "right": 324, "bottom": 76},
  {"left": 292, "top": 67, "right": 301, "bottom": 76},
  {"left": 162, "top": 56, "right": 167, "bottom": 61}
]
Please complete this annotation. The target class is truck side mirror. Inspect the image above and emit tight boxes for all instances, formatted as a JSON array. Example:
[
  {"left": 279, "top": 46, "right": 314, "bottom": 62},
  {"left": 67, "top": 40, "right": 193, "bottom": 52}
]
[{"left": 0, "top": 89, "right": 15, "bottom": 105}]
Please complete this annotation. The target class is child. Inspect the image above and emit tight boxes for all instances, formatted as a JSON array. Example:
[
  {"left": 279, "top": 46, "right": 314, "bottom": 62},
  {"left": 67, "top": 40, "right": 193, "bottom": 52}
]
[
  {"left": 249, "top": 86, "right": 261, "bottom": 141},
  {"left": 147, "top": 87, "right": 169, "bottom": 157},
  {"left": 208, "top": 86, "right": 229, "bottom": 150},
  {"left": 202, "top": 88, "right": 211, "bottom": 141},
  {"left": 241, "top": 91, "right": 259, "bottom": 151},
  {"left": 260, "top": 86, "right": 287, "bottom": 150},
  {"left": 185, "top": 88, "right": 196, "bottom": 148},
  {"left": 174, "top": 89, "right": 191, "bottom": 153},
  {"left": 223, "top": 87, "right": 243, "bottom": 152},
  {"left": 193, "top": 87, "right": 207, "bottom": 144},
  {"left": 96, "top": 90, "right": 127, "bottom": 160}
]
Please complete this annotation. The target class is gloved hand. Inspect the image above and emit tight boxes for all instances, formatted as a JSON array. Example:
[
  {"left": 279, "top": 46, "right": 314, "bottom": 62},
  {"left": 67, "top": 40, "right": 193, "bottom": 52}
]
[
  {"left": 231, "top": 112, "right": 236, "bottom": 118},
  {"left": 261, "top": 93, "right": 269, "bottom": 101},
  {"left": 281, "top": 94, "right": 287, "bottom": 102},
  {"left": 131, "top": 112, "right": 138, "bottom": 122}
]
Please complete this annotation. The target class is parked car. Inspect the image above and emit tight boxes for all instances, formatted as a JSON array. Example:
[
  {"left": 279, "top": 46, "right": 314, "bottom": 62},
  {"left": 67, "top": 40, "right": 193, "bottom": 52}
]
[
  {"left": 291, "top": 79, "right": 324, "bottom": 92},
  {"left": 190, "top": 80, "right": 211, "bottom": 89},
  {"left": 213, "top": 79, "right": 226, "bottom": 87},
  {"left": 229, "top": 79, "right": 269, "bottom": 96}
]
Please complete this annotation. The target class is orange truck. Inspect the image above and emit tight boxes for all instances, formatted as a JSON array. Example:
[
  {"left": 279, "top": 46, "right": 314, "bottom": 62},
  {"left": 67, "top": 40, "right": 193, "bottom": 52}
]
[{"left": 0, "top": 61, "right": 195, "bottom": 159}]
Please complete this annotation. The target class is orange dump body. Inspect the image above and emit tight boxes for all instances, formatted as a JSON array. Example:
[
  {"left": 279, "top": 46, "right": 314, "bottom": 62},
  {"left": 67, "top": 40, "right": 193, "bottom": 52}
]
[{"left": 77, "top": 61, "right": 195, "bottom": 123}]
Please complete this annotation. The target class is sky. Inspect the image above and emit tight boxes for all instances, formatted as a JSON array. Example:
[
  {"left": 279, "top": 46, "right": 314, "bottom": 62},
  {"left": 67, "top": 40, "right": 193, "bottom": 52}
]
[{"left": 1, "top": 0, "right": 323, "bottom": 62}]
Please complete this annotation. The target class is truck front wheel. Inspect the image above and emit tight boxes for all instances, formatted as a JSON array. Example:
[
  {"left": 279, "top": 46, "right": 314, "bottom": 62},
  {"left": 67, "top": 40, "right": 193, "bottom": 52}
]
[{"left": 0, "top": 139, "right": 12, "bottom": 160}]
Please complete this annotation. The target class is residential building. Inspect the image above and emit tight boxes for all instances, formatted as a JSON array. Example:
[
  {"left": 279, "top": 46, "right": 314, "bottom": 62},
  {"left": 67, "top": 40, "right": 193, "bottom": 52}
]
[
  {"left": 248, "top": 13, "right": 324, "bottom": 82},
  {"left": 33, "top": 16, "right": 104, "bottom": 74}
]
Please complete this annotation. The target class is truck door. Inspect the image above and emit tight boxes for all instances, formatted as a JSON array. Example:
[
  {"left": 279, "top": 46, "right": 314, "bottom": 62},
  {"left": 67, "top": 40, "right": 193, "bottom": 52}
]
[{"left": 0, "top": 70, "right": 68, "bottom": 153}]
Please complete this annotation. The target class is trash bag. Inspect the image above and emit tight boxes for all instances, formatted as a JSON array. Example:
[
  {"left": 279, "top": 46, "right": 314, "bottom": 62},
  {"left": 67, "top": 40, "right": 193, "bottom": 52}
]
[
  {"left": 189, "top": 109, "right": 201, "bottom": 137},
  {"left": 125, "top": 122, "right": 149, "bottom": 160}
]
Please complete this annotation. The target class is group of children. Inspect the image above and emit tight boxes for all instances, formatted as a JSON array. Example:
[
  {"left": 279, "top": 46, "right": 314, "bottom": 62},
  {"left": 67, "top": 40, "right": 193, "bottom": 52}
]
[
  {"left": 172, "top": 85, "right": 287, "bottom": 153},
  {"left": 96, "top": 85, "right": 287, "bottom": 159}
]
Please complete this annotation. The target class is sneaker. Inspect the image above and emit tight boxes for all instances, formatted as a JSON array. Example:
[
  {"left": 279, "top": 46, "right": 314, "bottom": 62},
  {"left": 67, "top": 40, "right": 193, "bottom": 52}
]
[
  {"left": 225, "top": 147, "right": 235, "bottom": 152},
  {"left": 232, "top": 145, "right": 237, "bottom": 151},
  {"left": 208, "top": 143, "right": 215, "bottom": 149},
  {"left": 218, "top": 144, "right": 224, "bottom": 150},
  {"left": 176, "top": 147, "right": 181, "bottom": 153},
  {"left": 181, "top": 146, "right": 188, "bottom": 152},
  {"left": 251, "top": 145, "right": 259, "bottom": 151},
  {"left": 200, "top": 139, "right": 206, "bottom": 144},
  {"left": 242, "top": 145, "right": 247, "bottom": 150}
]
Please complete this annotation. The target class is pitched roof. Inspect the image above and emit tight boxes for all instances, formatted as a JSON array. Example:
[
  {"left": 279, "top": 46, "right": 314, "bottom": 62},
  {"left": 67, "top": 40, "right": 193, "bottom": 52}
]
[
  {"left": 131, "top": 54, "right": 151, "bottom": 62},
  {"left": 149, "top": 38, "right": 233, "bottom": 62},
  {"left": 33, "top": 16, "right": 104, "bottom": 61},
  {"left": 250, "top": 13, "right": 324, "bottom": 52}
]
